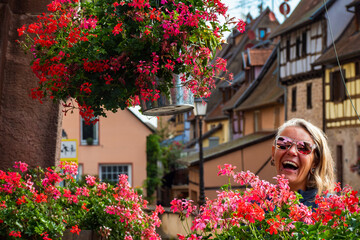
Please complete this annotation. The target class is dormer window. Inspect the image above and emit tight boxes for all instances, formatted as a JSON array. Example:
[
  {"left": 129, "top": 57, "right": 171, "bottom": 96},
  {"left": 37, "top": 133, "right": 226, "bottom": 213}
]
[
  {"left": 258, "top": 28, "right": 267, "bottom": 40},
  {"left": 355, "top": 4, "right": 360, "bottom": 32},
  {"left": 347, "top": 1, "right": 360, "bottom": 31}
]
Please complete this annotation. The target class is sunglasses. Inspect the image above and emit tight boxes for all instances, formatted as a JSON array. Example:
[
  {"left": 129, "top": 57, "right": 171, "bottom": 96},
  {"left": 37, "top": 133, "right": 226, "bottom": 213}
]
[{"left": 275, "top": 136, "right": 317, "bottom": 155}]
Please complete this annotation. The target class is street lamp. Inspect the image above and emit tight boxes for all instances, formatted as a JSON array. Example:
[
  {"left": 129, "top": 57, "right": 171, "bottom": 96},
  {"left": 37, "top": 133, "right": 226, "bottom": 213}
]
[{"left": 193, "top": 98, "right": 208, "bottom": 205}]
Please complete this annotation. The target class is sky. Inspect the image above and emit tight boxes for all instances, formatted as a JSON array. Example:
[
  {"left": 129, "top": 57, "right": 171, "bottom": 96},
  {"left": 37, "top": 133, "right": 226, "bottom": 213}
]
[{"left": 130, "top": 0, "right": 301, "bottom": 128}]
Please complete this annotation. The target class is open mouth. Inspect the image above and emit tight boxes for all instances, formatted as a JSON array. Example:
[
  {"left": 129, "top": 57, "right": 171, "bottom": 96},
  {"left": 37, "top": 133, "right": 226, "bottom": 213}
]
[{"left": 282, "top": 161, "right": 299, "bottom": 171}]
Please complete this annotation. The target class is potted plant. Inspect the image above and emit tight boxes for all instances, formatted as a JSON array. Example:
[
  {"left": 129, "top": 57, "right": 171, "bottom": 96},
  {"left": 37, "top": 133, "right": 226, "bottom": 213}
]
[
  {"left": 17, "top": 0, "right": 246, "bottom": 124},
  {"left": 86, "top": 137, "right": 94, "bottom": 146}
]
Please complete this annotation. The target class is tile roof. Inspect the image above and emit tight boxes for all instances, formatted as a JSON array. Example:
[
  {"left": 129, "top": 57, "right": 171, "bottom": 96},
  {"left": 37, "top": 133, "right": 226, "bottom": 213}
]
[
  {"left": 247, "top": 48, "right": 273, "bottom": 66},
  {"left": 205, "top": 102, "right": 228, "bottom": 122},
  {"left": 270, "top": 0, "right": 335, "bottom": 38},
  {"left": 178, "top": 132, "right": 276, "bottom": 166},
  {"left": 222, "top": 82, "right": 250, "bottom": 111},
  {"left": 313, "top": 16, "right": 360, "bottom": 65},
  {"left": 235, "top": 59, "right": 283, "bottom": 111}
]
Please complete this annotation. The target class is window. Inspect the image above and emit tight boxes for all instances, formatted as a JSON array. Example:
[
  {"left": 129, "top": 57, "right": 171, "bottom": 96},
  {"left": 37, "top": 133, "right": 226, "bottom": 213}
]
[
  {"left": 296, "top": 37, "right": 301, "bottom": 58},
  {"left": 286, "top": 39, "right": 290, "bottom": 61},
  {"left": 355, "top": 62, "right": 360, "bottom": 76},
  {"left": 336, "top": 145, "right": 343, "bottom": 188},
  {"left": 99, "top": 164, "right": 132, "bottom": 185},
  {"left": 291, "top": 87, "right": 296, "bottom": 112},
  {"left": 307, "top": 83, "right": 312, "bottom": 109},
  {"left": 302, "top": 31, "right": 307, "bottom": 55},
  {"left": 176, "top": 114, "right": 184, "bottom": 123},
  {"left": 233, "top": 111, "right": 243, "bottom": 135},
  {"left": 274, "top": 106, "right": 280, "bottom": 129},
  {"left": 208, "top": 137, "right": 219, "bottom": 148},
  {"left": 291, "top": 87, "right": 297, "bottom": 112},
  {"left": 81, "top": 118, "right": 99, "bottom": 145},
  {"left": 254, "top": 110, "right": 261, "bottom": 132},
  {"left": 258, "top": 28, "right": 267, "bottom": 40},
  {"left": 330, "top": 69, "right": 346, "bottom": 102}
]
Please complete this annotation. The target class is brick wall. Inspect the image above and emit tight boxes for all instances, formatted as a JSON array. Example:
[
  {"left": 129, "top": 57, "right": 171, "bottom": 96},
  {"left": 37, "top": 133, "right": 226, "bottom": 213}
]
[
  {"left": 326, "top": 127, "right": 360, "bottom": 192},
  {"left": 287, "top": 77, "right": 323, "bottom": 129}
]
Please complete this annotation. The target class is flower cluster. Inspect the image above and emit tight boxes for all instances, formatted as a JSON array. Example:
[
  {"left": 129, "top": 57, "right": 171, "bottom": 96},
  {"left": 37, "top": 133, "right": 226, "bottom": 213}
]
[
  {"left": 171, "top": 164, "right": 360, "bottom": 239},
  {"left": 0, "top": 161, "right": 163, "bottom": 239},
  {"left": 17, "top": 0, "right": 245, "bottom": 124}
]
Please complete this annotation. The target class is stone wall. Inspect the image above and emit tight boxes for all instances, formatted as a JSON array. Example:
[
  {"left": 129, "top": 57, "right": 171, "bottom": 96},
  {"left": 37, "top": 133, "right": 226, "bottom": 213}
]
[
  {"left": 326, "top": 127, "right": 360, "bottom": 192},
  {"left": 0, "top": 0, "right": 62, "bottom": 169},
  {"left": 287, "top": 77, "right": 323, "bottom": 129}
]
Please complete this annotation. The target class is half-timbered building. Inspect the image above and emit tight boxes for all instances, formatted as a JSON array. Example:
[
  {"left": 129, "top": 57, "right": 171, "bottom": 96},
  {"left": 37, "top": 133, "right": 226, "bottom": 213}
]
[
  {"left": 270, "top": 0, "right": 353, "bottom": 129},
  {"left": 313, "top": 0, "right": 360, "bottom": 190}
]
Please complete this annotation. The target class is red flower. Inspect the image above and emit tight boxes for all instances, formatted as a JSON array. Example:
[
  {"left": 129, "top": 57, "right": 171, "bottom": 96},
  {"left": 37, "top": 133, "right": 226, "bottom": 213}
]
[
  {"left": 70, "top": 225, "right": 81, "bottom": 235},
  {"left": 112, "top": 23, "right": 123, "bottom": 35},
  {"left": 9, "top": 231, "right": 21, "bottom": 238}
]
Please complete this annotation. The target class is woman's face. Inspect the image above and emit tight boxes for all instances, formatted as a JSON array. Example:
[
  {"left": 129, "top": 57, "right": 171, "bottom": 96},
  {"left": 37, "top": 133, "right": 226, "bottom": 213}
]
[{"left": 272, "top": 126, "right": 316, "bottom": 192}]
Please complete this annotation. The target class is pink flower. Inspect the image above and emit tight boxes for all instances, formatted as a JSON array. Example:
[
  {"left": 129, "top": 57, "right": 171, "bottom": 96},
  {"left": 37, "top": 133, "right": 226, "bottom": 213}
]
[
  {"left": 85, "top": 175, "right": 96, "bottom": 186},
  {"left": 236, "top": 19, "right": 246, "bottom": 33},
  {"left": 13, "top": 161, "right": 28, "bottom": 172}
]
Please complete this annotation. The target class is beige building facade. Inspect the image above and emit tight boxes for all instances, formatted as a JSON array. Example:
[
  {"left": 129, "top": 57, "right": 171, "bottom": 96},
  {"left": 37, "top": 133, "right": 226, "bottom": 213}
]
[{"left": 62, "top": 108, "right": 153, "bottom": 188}]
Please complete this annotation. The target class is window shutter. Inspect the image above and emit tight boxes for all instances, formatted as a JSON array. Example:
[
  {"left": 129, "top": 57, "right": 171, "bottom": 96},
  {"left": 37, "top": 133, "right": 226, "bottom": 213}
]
[{"left": 340, "top": 69, "right": 346, "bottom": 101}]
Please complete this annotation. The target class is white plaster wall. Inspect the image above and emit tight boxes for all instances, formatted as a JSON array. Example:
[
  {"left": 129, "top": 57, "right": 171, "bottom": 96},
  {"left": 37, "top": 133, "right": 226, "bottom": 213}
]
[{"left": 326, "top": 0, "right": 353, "bottom": 47}]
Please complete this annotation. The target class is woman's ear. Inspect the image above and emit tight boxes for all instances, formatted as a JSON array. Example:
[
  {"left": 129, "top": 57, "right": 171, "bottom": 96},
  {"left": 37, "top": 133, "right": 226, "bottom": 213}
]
[{"left": 272, "top": 145, "right": 275, "bottom": 159}]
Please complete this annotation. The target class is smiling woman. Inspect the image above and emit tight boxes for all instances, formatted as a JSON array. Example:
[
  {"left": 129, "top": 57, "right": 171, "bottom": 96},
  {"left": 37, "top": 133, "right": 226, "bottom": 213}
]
[{"left": 271, "top": 118, "right": 335, "bottom": 208}]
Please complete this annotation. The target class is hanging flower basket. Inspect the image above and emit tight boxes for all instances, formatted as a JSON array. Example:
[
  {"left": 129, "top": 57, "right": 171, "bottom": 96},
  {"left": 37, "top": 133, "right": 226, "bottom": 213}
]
[
  {"left": 17, "top": 0, "right": 245, "bottom": 123},
  {"left": 140, "top": 74, "right": 194, "bottom": 116}
]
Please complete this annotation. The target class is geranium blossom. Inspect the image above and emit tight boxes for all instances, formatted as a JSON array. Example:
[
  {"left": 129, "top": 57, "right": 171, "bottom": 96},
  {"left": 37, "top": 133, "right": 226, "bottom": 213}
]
[
  {"left": 173, "top": 164, "right": 360, "bottom": 239},
  {"left": 17, "top": 0, "right": 245, "bottom": 124},
  {"left": 0, "top": 162, "right": 163, "bottom": 239}
]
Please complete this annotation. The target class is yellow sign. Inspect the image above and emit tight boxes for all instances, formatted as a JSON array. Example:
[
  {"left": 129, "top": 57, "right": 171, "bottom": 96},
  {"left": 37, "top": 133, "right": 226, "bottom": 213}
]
[{"left": 60, "top": 139, "right": 78, "bottom": 163}]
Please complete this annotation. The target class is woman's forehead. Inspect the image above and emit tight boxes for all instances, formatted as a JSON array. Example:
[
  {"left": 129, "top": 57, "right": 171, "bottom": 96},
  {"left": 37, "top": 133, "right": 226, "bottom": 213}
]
[{"left": 279, "top": 126, "right": 314, "bottom": 142}]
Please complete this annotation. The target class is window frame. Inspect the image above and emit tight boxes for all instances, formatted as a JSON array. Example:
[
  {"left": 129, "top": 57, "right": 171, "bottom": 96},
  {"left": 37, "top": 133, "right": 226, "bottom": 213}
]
[
  {"left": 258, "top": 28, "right": 267, "bottom": 40},
  {"left": 99, "top": 164, "right": 132, "bottom": 186},
  {"left": 80, "top": 117, "right": 99, "bottom": 145}
]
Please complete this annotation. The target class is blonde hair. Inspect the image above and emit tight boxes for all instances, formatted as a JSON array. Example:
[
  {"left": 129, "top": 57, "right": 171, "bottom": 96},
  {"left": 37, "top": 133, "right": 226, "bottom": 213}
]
[{"left": 276, "top": 118, "right": 335, "bottom": 195}]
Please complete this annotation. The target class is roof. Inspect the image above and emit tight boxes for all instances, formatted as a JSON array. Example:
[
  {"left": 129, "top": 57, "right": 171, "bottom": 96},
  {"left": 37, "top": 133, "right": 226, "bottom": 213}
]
[
  {"left": 235, "top": 58, "right": 283, "bottom": 111},
  {"left": 313, "top": 16, "right": 360, "bottom": 65},
  {"left": 222, "top": 82, "right": 250, "bottom": 111},
  {"left": 270, "top": 0, "right": 335, "bottom": 38},
  {"left": 178, "top": 132, "right": 276, "bottom": 166},
  {"left": 184, "top": 123, "right": 223, "bottom": 148},
  {"left": 247, "top": 48, "right": 273, "bottom": 66},
  {"left": 127, "top": 109, "right": 155, "bottom": 133},
  {"left": 205, "top": 102, "right": 228, "bottom": 122}
]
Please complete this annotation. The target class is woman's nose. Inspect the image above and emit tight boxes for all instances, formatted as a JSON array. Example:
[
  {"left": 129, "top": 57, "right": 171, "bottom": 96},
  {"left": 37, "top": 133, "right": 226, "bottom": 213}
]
[{"left": 287, "top": 143, "right": 298, "bottom": 155}]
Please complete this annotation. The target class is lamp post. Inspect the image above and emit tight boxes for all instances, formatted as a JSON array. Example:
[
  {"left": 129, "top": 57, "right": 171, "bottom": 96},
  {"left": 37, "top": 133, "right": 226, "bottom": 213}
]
[{"left": 193, "top": 98, "right": 208, "bottom": 205}]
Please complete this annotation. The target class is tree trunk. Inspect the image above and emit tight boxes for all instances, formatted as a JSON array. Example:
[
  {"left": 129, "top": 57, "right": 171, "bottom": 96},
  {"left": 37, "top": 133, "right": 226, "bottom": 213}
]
[{"left": 0, "top": 0, "right": 62, "bottom": 169}]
